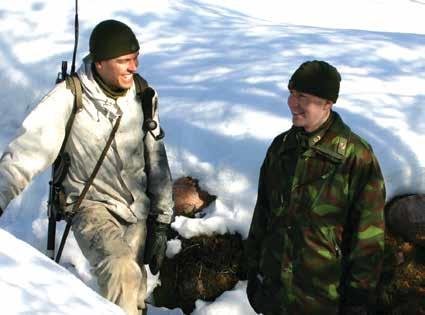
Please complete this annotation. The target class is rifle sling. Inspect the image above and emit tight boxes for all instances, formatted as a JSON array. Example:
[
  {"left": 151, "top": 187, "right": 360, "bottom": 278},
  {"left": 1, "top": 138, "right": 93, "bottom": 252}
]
[
  {"left": 58, "top": 74, "right": 83, "bottom": 157},
  {"left": 133, "top": 73, "right": 153, "bottom": 131},
  {"left": 70, "top": 114, "right": 122, "bottom": 216}
]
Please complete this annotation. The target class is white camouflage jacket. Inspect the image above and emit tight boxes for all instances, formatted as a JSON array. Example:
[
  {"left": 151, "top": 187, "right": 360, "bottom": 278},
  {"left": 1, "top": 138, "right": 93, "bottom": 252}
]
[{"left": 0, "top": 57, "right": 174, "bottom": 224}]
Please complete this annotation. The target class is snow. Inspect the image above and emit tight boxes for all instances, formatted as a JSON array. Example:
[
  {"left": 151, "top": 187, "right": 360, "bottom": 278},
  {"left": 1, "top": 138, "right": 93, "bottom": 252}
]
[
  {"left": 0, "top": 229, "right": 125, "bottom": 315},
  {"left": 1, "top": 0, "right": 425, "bottom": 314}
]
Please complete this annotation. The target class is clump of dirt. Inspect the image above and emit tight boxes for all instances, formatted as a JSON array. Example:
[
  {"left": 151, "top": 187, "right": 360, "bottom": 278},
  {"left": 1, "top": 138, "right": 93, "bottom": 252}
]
[
  {"left": 173, "top": 176, "right": 217, "bottom": 217},
  {"left": 377, "top": 234, "right": 425, "bottom": 314},
  {"left": 153, "top": 233, "right": 244, "bottom": 314},
  {"left": 376, "top": 194, "right": 425, "bottom": 315},
  {"left": 385, "top": 194, "right": 425, "bottom": 246}
]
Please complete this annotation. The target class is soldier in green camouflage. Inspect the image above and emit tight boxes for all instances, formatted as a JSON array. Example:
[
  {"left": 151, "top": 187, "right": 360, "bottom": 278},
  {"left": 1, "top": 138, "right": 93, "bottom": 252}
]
[{"left": 245, "top": 60, "right": 386, "bottom": 315}]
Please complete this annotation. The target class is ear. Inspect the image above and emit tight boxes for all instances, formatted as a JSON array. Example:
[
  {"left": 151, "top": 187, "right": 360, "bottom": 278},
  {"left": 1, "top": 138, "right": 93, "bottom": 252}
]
[
  {"left": 94, "top": 61, "right": 103, "bottom": 71},
  {"left": 324, "top": 100, "right": 333, "bottom": 111}
]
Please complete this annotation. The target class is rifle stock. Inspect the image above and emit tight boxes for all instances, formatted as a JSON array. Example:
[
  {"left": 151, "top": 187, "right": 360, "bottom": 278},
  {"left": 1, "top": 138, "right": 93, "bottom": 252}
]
[{"left": 46, "top": 178, "right": 57, "bottom": 259}]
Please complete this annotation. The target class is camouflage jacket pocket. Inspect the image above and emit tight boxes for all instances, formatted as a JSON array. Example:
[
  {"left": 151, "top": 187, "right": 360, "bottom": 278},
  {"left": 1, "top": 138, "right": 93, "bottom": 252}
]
[{"left": 293, "top": 225, "right": 342, "bottom": 302}]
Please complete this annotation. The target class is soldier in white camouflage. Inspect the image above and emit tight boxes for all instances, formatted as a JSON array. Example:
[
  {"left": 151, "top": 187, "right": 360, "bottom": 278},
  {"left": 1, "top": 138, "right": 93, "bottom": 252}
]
[
  {"left": 0, "top": 20, "right": 174, "bottom": 315},
  {"left": 246, "top": 60, "right": 386, "bottom": 315}
]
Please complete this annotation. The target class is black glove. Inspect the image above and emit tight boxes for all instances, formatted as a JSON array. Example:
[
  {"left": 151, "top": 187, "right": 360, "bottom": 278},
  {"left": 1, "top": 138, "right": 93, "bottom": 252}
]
[
  {"left": 342, "top": 305, "right": 368, "bottom": 315},
  {"left": 144, "top": 221, "right": 169, "bottom": 275},
  {"left": 246, "top": 271, "right": 264, "bottom": 314},
  {"left": 0, "top": 206, "right": 3, "bottom": 217}
]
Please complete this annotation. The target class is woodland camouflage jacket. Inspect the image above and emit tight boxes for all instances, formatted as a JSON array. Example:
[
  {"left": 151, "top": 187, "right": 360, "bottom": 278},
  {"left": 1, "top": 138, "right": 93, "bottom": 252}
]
[{"left": 246, "top": 111, "right": 386, "bottom": 314}]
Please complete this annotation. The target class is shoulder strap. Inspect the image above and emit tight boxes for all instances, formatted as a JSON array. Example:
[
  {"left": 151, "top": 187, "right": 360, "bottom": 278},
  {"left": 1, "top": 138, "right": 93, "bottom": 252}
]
[
  {"left": 57, "top": 74, "right": 83, "bottom": 156},
  {"left": 133, "top": 73, "right": 150, "bottom": 120},
  {"left": 134, "top": 73, "right": 148, "bottom": 94},
  {"left": 133, "top": 73, "right": 158, "bottom": 132},
  {"left": 71, "top": 114, "right": 122, "bottom": 214},
  {"left": 134, "top": 74, "right": 164, "bottom": 139}
]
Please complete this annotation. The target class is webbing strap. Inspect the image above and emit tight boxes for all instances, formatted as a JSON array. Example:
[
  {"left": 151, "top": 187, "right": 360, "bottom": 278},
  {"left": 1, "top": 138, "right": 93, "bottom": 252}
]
[
  {"left": 134, "top": 73, "right": 148, "bottom": 96},
  {"left": 134, "top": 74, "right": 165, "bottom": 139},
  {"left": 69, "top": 74, "right": 83, "bottom": 111},
  {"left": 58, "top": 74, "right": 83, "bottom": 157},
  {"left": 71, "top": 114, "right": 122, "bottom": 214},
  {"left": 133, "top": 73, "right": 155, "bottom": 131}
]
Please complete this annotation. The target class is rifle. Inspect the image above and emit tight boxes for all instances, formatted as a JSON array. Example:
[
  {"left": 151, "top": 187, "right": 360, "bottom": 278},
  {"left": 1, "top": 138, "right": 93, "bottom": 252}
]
[{"left": 46, "top": 0, "right": 79, "bottom": 262}]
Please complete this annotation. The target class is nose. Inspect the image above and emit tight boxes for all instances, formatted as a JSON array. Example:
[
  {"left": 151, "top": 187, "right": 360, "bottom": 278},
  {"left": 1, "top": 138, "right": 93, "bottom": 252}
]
[
  {"left": 128, "top": 58, "right": 138, "bottom": 72},
  {"left": 288, "top": 93, "right": 298, "bottom": 109}
]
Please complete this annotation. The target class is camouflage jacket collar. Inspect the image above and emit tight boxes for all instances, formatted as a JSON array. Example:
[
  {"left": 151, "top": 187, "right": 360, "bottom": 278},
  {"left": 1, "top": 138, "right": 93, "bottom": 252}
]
[{"left": 283, "top": 111, "right": 352, "bottom": 164}]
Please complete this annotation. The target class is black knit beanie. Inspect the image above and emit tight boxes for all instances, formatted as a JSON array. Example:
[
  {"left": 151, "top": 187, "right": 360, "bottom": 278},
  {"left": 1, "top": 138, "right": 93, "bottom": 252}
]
[
  {"left": 89, "top": 20, "right": 140, "bottom": 62},
  {"left": 288, "top": 60, "right": 341, "bottom": 103}
]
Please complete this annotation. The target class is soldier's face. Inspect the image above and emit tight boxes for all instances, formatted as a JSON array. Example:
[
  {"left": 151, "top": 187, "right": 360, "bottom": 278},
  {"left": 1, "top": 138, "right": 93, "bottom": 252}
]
[
  {"left": 287, "top": 90, "right": 333, "bottom": 132},
  {"left": 95, "top": 51, "right": 139, "bottom": 90}
]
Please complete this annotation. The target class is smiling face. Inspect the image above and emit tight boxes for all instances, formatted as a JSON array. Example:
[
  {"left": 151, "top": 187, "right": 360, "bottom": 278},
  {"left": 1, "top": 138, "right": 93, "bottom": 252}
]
[
  {"left": 287, "top": 89, "right": 333, "bottom": 132},
  {"left": 94, "top": 51, "right": 139, "bottom": 90}
]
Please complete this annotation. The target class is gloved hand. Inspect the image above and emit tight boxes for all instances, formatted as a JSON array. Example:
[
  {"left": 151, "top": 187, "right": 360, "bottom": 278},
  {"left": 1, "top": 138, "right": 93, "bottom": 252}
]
[
  {"left": 343, "top": 305, "right": 368, "bottom": 315},
  {"left": 246, "top": 271, "right": 264, "bottom": 314},
  {"left": 144, "top": 221, "right": 169, "bottom": 275},
  {"left": 0, "top": 206, "right": 3, "bottom": 217}
]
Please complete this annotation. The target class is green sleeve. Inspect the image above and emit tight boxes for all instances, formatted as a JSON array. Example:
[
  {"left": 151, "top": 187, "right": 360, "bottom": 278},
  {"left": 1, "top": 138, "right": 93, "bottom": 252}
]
[{"left": 344, "top": 152, "right": 386, "bottom": 305}]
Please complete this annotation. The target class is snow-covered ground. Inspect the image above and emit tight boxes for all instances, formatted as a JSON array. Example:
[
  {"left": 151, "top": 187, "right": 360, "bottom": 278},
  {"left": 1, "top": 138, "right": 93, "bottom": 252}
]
[{"left": 1, "top": 0, "right": 425, "bottom": 314}]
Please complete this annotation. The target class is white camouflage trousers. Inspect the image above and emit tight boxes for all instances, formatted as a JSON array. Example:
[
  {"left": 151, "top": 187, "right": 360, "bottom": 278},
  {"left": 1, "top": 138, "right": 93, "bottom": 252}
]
[{"left": 72, "top": 204, "right": 148, "bottom": 315}]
